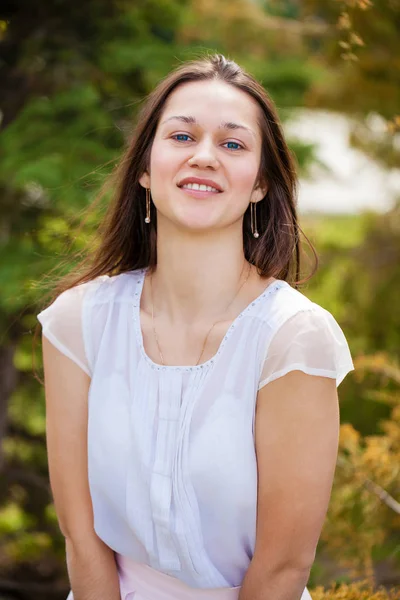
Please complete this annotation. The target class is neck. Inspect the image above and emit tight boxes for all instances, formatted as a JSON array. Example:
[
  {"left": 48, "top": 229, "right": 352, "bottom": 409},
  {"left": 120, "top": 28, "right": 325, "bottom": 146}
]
[{"left": 147, "top": 220, "right": 253, "bottom": 325}]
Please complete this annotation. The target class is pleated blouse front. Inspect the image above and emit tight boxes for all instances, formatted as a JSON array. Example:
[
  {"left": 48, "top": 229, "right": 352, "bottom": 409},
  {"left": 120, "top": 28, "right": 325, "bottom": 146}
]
[{"left": 37, "top": 268, "right": 354, "bottom": 589}]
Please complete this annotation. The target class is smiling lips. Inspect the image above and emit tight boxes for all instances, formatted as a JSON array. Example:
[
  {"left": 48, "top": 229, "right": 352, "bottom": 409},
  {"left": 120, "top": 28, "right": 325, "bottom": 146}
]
[
  {"left": 181, "top": 183, "right": 220, "bottom": 195},
  {"left": 177, "top": 177, "right": 223, "bottom": 193}
]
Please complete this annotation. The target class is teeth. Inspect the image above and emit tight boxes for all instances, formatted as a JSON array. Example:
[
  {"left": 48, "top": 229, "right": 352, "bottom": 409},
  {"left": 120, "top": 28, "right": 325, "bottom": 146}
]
[{"left": 181, "top": 183, "right": 219, "bottom": 192}]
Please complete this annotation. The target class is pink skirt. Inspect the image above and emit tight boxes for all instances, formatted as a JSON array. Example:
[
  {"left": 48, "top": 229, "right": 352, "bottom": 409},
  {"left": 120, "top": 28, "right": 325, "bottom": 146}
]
[{"left": 116, "top": 554, "right": 241, "bottom": 600}]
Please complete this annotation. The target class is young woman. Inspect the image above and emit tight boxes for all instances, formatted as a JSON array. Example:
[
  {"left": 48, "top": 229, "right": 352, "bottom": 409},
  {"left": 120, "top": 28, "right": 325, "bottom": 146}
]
[{"left": 37, "top": 54, "right": 354, "bottom": 600}]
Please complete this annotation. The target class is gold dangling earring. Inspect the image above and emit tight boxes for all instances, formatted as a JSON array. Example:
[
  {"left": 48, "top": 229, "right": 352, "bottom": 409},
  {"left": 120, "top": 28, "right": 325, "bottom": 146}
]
[
  {"left": 250, "top": 201, "right": 259, "bottom": 238},
  {"left": 145, "top": 188, "right": 151, "bottom": 224}
]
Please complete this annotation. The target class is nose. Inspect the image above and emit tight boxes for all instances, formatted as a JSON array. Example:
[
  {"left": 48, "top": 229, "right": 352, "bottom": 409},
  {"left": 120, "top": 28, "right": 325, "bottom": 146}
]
[{"left": 188, "top": 138, "right": 219, "bottom": 170}]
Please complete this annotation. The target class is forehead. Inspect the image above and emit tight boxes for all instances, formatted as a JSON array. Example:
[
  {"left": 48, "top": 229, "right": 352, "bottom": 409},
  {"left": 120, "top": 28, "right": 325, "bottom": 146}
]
[{"left": 160, "top": 80, "right": 261, "bottom": 134}]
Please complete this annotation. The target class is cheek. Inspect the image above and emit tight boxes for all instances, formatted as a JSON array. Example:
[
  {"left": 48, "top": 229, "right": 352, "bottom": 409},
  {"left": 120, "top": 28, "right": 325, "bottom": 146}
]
[
  {"left": 150, "top": 142, "right": 176, "bottom": 181},
  {"left": 229, "top": 158, "right": 259, "bottom": 193}
]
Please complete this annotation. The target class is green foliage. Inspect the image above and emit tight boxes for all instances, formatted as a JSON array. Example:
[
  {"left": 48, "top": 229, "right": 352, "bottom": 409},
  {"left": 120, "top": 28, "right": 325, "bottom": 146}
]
[
  {"left": 8, "top": 387, "right": 46, "bottom": 437},
  {"left": 300, "top": 204, "right": 400, "bottom": 584},
  {"left": 0, "top": 84, "right": 120, "bottom": 202},
  {"left": 0, "top": 502, "right": 35, "bottom": 536}
]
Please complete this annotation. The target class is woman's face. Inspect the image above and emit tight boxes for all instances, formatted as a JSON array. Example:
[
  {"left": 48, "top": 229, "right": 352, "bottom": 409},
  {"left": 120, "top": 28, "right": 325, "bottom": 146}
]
[{"left": 140, "top": 79, "right": 267, "bottom": 234}]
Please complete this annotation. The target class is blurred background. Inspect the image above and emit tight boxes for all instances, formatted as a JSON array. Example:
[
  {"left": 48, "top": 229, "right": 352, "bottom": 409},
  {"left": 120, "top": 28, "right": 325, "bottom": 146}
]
[{"left": 0, "top": 1, "right": 399, "bottom": 599}]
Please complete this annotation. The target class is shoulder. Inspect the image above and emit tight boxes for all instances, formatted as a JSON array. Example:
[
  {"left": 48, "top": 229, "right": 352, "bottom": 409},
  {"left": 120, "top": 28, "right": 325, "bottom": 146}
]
[
  {"left": 255, "top": 279, "right": 354, "bottom": 360},
  {"left": 257, "top": 282, "right": 354, "bottom": 389},
  {"left": 85, "top": 269, "right": 143, "bottom": 306},
  {"left": 264, "top": 281, "right": 348, "bottom": 341},
  {"left": 37, "top": 269, "right": 143, "bottom": 376},
  {"left": 255, "top": 280, "right": 317, "bottom": 329},
  {"left": 59, "top": 268, "right": 142, "bottom": 307},
  {"left": 37, "top": 269, "right": 142, "bottom": 325}
]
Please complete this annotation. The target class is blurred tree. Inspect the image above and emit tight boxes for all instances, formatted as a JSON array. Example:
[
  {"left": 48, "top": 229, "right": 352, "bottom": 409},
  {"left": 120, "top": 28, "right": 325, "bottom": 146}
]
[
  {"left": 302, "top": 202, "right": 400, "bottom": 587},
  {"left": 305, "top": 201, "right": 400, "bottom": 435},
  {"left": 299, "top": 0, "right": 400, "bottom": 167},
  {"left": 311, "top": 578, "right": 400, "bottom": 599},
  {"left": 322, "top": 352, "right": 400, "bottom": 584}
]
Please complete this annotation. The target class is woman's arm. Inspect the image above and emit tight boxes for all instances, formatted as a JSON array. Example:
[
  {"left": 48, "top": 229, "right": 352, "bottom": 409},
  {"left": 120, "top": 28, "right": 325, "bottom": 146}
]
[
  {"left": 65, "top": 535, "right": 121, "bottom": 600},
  {"left": 42, "top": 335, "right": 121, "bottom": 600},
  {"left": 239, "top": 560, "right": 310, "bottom": 600},
  {"left": 239, "top": 370, "right": 340, "bottom": 600}
]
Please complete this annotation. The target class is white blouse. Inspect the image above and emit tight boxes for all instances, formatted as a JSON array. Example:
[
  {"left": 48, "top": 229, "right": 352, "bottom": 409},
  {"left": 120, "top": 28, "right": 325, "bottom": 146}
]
[{"left": 37, "top": 268, "right": 354, "bottom": 591}]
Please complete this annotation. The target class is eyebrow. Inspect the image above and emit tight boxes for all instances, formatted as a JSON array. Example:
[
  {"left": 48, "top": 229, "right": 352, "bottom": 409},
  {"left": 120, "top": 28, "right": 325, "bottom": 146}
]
[{"left": 160, "top": 115, "right": 256, "bottom": 138}]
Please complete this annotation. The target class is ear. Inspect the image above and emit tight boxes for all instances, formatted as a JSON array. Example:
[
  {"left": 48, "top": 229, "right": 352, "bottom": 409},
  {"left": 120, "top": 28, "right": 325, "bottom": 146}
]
[
  {"left": 251, "top": 179, "right": 268, "bottom": 204},
  {"left": 139, "top": 171, "right": 150, "bottom": 189}
]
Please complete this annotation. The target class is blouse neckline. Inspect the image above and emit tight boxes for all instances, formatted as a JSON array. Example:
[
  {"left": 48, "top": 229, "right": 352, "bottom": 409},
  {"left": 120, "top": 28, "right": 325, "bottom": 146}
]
[{"left": 132, "top": 268, "right": 288, "bottom": 373}]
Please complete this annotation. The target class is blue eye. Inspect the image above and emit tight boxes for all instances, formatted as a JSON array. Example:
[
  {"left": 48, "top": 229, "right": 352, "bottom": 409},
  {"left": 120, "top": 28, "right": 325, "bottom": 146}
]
[
  {"left": 172, "top": 134, "right": 192, "bottom": 142},
  {"left": 225, "top": 141, "right": 243, "bottom": 151}
]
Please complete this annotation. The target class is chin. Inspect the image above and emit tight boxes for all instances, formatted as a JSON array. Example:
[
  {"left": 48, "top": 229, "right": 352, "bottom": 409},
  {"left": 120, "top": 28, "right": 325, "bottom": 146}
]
[
  {"left": 166, "top": 208, "right": 219, "bottom": 232},
  {"left": 178, "top": 220, "right": 217, "bottom": 234}
]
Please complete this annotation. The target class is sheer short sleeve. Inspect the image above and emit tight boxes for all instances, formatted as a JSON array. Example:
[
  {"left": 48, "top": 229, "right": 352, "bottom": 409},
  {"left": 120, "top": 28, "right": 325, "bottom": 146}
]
[
  {"left": 37, "top": 283, "right": 92, "bottom": 377},
  {"left": 258, "top": 305, "right": 354, "bottom": 390}
]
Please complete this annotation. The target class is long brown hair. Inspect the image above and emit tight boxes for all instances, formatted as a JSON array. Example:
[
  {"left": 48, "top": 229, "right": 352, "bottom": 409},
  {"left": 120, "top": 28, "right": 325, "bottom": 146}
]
[{"left": 42, "top": 53, "right": 317, "bottom": 306}]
